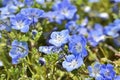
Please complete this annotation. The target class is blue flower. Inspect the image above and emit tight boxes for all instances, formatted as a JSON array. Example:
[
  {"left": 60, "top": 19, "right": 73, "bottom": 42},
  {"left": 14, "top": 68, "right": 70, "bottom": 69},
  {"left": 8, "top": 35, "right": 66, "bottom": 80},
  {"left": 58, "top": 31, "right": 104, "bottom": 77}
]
[
  {"left": 36, "top": 0, "right": 45, "bottom": 4},
  {"left": 62, "top": 54, "right": 83, "bottom": 72},
  {"left": 49, "top": 29, "right": 69, "bottom": 47},
  {"left": 0, "top": 19, "right": 12, "bottom": 31},
  {"left": 24, "top": 0, "right": 34, "bottom": 7},
  {"left": 104, "top": 19, "right": 120, "bottom": 38},
  {"left": 68, "top": 35, "right": 87, "bottom": 58},
  {"left": 88, "top": 24, "right": 105, "bottom": 47},
  {"left": 114, "top": 76, "right": 120, "bottom": 80},
  {"left": 39, "top": 46, "right": 62, "bottom": 54},
  {"left": 100, "top": 64, "right": 116, "bottom": 80},
  {"left": 81, "top": 17, "right": 89, "bottom": 27},
  {"left": 43, "top": 11, "right": 64, "bottom": 24},
  {"left": 52, "top": 0, "right": 77, "bottom": 20},
  {"left": 0, "top": 5, "right": 16, "bottom": 19},
  {"left": 20, "top": 8, "right": 44, "bottom": 23},
  {"left": 12, "top": 0, "right": 24, "bottom": 8},
  {"left": 10, "top": 13, "right": 31, "bottom": 33},
  {"left": 9, "top": 40, "right": 29, "bottom": 64},
  {"left": 113, "top": 36, "right": 120, "bottom": 46},
  {"left": 88, "top": 62, "right": 103, "bottom": 80},
  {"left": 89, "top": 0, "right": 100, "bottom": 3},
  {"left": 76, "top": 26, "right": 88, "bottom": 36},
  {"left": 65, "top": 21, "right": 79, "bottom": 34}
]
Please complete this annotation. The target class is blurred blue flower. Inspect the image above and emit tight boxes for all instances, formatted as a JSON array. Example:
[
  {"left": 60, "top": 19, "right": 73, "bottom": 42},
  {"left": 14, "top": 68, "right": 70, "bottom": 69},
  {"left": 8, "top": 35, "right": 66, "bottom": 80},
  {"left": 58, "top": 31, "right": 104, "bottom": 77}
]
[
  {"left": 111, "top": 0, "right": 120, "bottom": 3},
  {"left": 113, "top": 36, "right": 120, "bottom": 46},
  {"left": 104, "top": 19, "right": 120, "bottom": 38},
  {"left": 2, "top": 0, "right": 11, "bottom": 6},
  {"left": 77, "top": 26, "right": 88, "bottom": 36},
  {"left": 13, "top": 0, "right": 24, "bottom": 8},
  {"left": 49, "top": 29, "right": 69, "bottom": 47},
  {"left": 88, "top": 62, "right": 103, "bottom": 80},
  {"left": 100, "top": 64, "right": 116, "bottom": 80},
  {"left": 89, "top": 0, "right": 99, "bottom": 3},
  {"left": 36, "top": 0, "right": 45, "bottom": 4},
  {"left": 114, "top": 76, "right": 120, "bottom": 80},
  {"left": 1, "top": 19, "right": 12, "bottom": 31},
  {"left": 24, "top": 0, "right": 34, "bottom": 7},
  {"left": 62, "top": 54, "right": 83, "bottom": 72},
  {"left": 112, "top": 3, "right": 119, "bottom": 14},
  {"left": 10, "top": 13, "right": 31, "bottom": 33},
  {"left": 0, "top": 5, "right": 16, "bottom": 19},
  {"left": 88, "top": 24, "right": 105, "bottom": 47},
  {"left": 81, "top": 17, "right": 89, "bottom": 27},
  {"left": 39, "top": 46, "right": 62, "bottom": 54},
  {"left": 43, "top": 11, "right": 64, "bottom": 24},
  {"left": 52, "top": 0, "right": 77, "bottom": 20},
  {"left": 65, "top": 21, "right": 79, "bottom": 34},
  {"left": 9, "top": 40, "right": 28, "bottom": 64},
  {"left": 20, "top": 8, "right": 44, "bottom": 23},
  {"left": 68, "top": 35, "right": 87, "bottom": 58}
]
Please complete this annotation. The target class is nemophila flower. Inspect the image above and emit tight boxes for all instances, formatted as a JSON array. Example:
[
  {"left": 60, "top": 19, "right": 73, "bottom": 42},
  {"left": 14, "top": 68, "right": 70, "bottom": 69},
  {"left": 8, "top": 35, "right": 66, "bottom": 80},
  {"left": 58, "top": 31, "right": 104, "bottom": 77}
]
[
  {"left": 24, "top": 0, "right": 34, "bottom": 7},
  {"left": 2, "top": 0, "right": 11, "bottom": 6},
  {"left": 43, "top": 11, "right": 64, "bottom": 24},
  {"left": 49, "top": 29, "right": 69, "bottom": 47},
  {"left": 9, "top": 40, "right": 28, "bottom": 64},
  {"left": 81, "top": 17, "right": 89, "bottom": 27},
  {"left": 88, "top": 24, "right": 106, "bottom": 47},
  {"left": 39, "top": 57, "right": 46, "bottom": 66},
  {"left": 20, "top": 8, "right": 44, "bottom": 23},
  {"left": 111, "top": 0, "right": 120, "bottom": 3},
  {"left": 52, "top": 0, "right": 77, "bottom": 20},
  {"left": 72, "top": 14, "right": 80, "bottom": 21},
  {"left": 65, "top": 21, "right": 79, "bottom": 34},
  {"left": 114, "top": 76, "right": 120, "bottom": 80},
  {"left": 76, "top": 26, "right": 88, "bottom": 36},
  {"left": 36, "top": 0, "right": 45, "bottom": 4},
  {"left": 62, "top": 54, "right": 83, "bottom": 72},
  {"left": 113, "top": 36, "right": 120, "bottom": 46},
  {"left": 112, "top": 3, "right": 119, "bottom": 14},
  {"left": 88, "top": 62, "right": 103, "bottom": 80},
  {"left": 100, "top": 64, "right": 116, "bottom": 80},
  {"left": 0, "top": 5, "right": 16, "bottom": 19},
  {"left": 39, "top": 46, "right": 62, "bottom": 54},
  {"left": 1, "top": 19, "right": 12, "bottom": 31},
  {"left": 104, "top": 19, "right": 120, "bottom": 38},
  {"left": 89, "top": 0, "right": 100, "bottom": 3},
  {"left": 12, "top": 0, "right": 24, "bottom": 8},
  {"left": 10, "top": 13, "right": 31, "bottom": 33},
  {"left": 68, "top": 35, "right": 87, "bottom": 58},
  {"left": 0, "top": 23, "right": 7, "bottom": 31}
]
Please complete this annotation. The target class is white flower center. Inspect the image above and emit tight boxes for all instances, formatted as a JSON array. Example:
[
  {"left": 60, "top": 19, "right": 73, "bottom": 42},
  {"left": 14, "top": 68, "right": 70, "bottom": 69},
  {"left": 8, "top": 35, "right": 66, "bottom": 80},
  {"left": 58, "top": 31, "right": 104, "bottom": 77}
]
[
  {"left": 75, "top": 42, "right": 82, "bottom": 53},
  {"left": 55, "top": 35, "right": 64, "bottom": 43},
  {"left": 17, "top": 21, "right": 24, "bottom": 29},
  {"left": 68, "top": 59, "right": 78, "bottom": 68}
]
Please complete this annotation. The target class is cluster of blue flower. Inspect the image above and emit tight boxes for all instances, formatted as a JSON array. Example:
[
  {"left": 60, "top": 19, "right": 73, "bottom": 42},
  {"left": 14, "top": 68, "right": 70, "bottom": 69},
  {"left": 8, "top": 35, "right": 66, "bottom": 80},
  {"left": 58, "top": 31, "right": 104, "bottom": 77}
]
[
  {"left": 88, "top": 62, "right": 120, "bottom": 80},
  {"left": 0, "top": 0, "right": 120, "bottom": 79}
]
